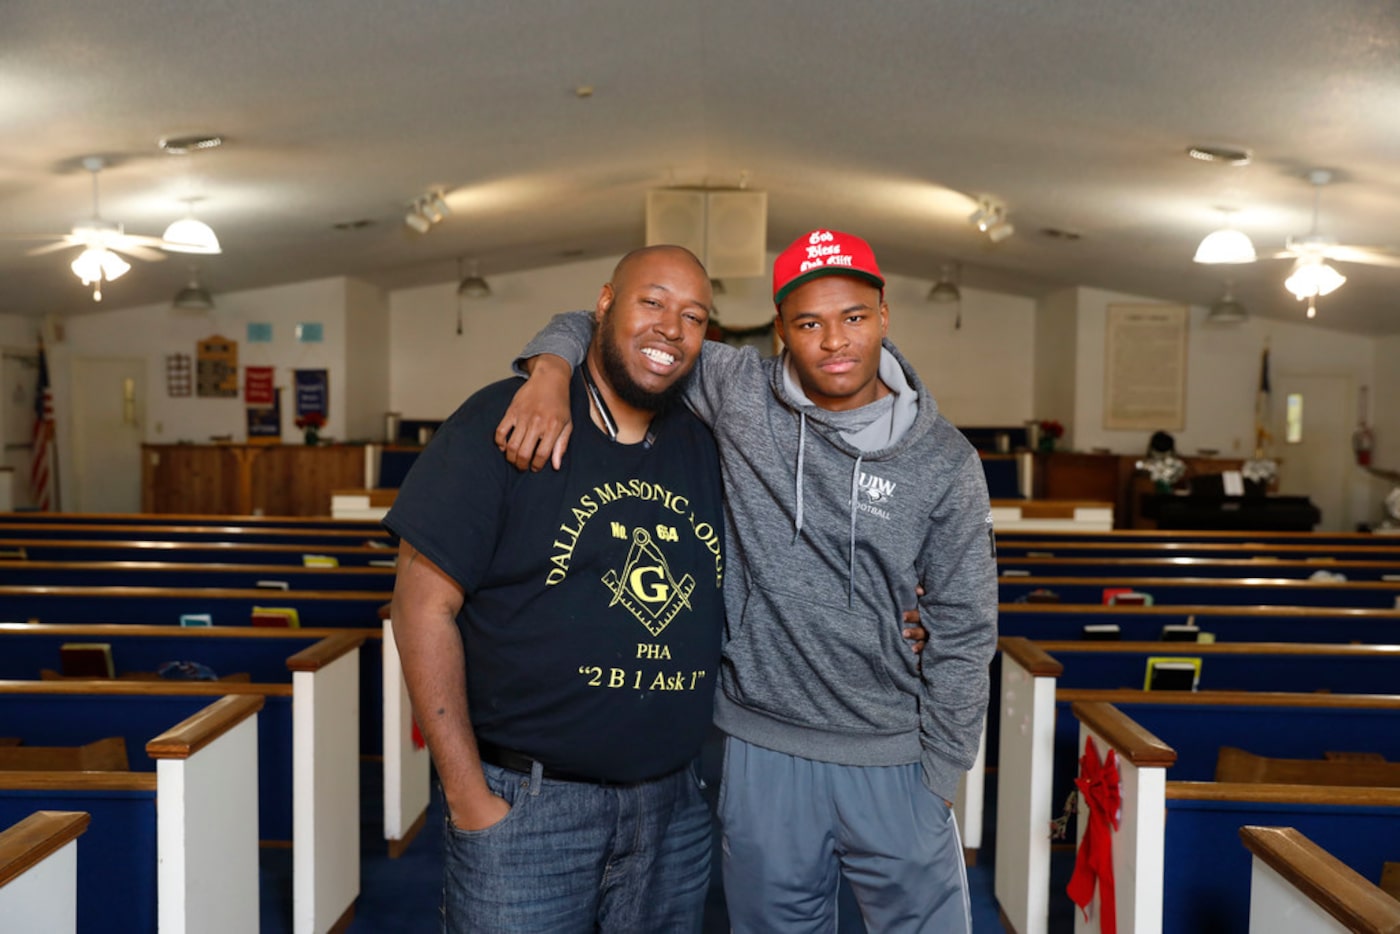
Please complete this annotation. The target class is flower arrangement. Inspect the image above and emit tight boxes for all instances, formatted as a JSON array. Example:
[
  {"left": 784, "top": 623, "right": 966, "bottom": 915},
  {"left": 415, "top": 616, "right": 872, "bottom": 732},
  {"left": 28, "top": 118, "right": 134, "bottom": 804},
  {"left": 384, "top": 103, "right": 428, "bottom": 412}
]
[
  {"left": 1039, "top": 420, "right": 1065, "bottom": 440},
  {"left": 295, "top": 412, "right": 326, "bottom": 445},
  {"left": 1241, "top": 458, "right": 1278, "bottom": 485},
  {"left": 1136, "top": 453, "right": 1186, "bottom": 490}
]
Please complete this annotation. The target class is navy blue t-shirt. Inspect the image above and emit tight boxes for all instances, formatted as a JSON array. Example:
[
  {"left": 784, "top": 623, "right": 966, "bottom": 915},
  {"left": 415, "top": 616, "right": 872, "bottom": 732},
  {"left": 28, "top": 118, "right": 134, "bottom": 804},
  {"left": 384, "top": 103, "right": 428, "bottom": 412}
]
[{"left": 384, "top": 372, "right": 726, "bottom": 782}]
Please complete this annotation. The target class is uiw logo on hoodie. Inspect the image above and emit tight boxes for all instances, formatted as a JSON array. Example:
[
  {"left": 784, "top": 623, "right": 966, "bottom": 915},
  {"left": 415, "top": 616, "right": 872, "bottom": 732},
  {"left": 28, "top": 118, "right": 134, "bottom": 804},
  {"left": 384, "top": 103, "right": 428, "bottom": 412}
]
[{"left": 857, "top": 471, "right": 896, "bottom": 519}]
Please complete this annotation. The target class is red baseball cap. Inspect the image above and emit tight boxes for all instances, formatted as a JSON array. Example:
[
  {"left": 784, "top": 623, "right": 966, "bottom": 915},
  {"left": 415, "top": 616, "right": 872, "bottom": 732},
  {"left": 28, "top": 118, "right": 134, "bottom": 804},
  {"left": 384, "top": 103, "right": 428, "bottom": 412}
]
[{"left": 772, "top": 229, "right": 885, "bottom": 307}]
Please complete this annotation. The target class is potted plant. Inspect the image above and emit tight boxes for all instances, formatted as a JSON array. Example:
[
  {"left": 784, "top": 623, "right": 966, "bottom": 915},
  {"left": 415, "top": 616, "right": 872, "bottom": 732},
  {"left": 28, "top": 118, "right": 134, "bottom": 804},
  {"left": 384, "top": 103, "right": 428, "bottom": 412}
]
[{"left": 1037, "top": 420, "right": 1064, "bottom": 453}]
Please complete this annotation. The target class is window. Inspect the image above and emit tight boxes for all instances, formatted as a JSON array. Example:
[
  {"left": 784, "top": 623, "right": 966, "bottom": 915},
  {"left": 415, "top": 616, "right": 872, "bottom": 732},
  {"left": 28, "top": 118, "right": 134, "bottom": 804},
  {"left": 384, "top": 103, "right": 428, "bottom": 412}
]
[{"left": 1285, "top": 393, "right": 1303, "bottom": 443}]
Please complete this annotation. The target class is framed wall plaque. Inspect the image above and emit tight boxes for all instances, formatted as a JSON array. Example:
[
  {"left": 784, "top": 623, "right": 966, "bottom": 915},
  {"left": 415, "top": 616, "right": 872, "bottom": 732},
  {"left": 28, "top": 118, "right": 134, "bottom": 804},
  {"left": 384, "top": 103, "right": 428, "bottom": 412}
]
[{"left": 1103, "top": 304, "right": 1188, "bottom": 430}]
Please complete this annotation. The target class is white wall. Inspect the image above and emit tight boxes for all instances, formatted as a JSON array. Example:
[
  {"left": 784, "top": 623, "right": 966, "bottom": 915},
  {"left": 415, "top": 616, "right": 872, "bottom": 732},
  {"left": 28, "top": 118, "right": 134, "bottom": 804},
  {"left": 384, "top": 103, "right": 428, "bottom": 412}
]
[
  {"left": 344, "top": 278, "right": 390, "bottom": 441},
  {"left": 57, "top": 277, "right": 350, "bottom": 445},
  {"left": 24, "top": 252, "right": 1394, "bottom": 516},
  {"left": 0, "top": 314, "right": 40, "bottom": 507},
  {"left": 1034, "top": 288, "right": 1079, "bottom": 446},
  {"left": 1070, "top": 286, "right": 1377, "bottom": 459},
  {"left": 388, "top": 254, "right": 1037, "bottom": 426}
]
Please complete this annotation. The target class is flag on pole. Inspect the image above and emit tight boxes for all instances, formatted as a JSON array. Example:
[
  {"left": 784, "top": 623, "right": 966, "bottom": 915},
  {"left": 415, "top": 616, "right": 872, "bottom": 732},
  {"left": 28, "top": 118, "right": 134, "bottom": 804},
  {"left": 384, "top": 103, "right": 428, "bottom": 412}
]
[
  {"left": 1252, "top": 344, "right": 1271, "bottom": 458},
  {"left": 30, "top": 342, "right": 55, "bottom": 511}
]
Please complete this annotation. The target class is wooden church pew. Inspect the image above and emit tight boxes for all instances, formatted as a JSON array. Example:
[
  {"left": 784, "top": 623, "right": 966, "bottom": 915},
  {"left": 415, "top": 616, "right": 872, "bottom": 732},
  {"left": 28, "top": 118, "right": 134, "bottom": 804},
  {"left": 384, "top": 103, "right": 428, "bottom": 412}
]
[
  {"left": 0, "top": 635, "right": 363, "bottom": 933},
  {"left": 996, "top": 538, "right": 1400, "bottom": 561},
  {"left": 1239, "top": 825, "right": 1400, "bottom": 934},
  {"left": 0, "top": 584, "right": 390, "bottom": 628},
  {"left": 0, "top": 622, "right": 424, "bottom": 860},
  {"left": 997, "top": 529, "right": 1400, "bottom": 548},
  {"left": 999, "top": 555, "right": 1400, "bottom": 582},
  {"left": 999, "top": 575, "right": 1400, "bottom": 609},
  {"left": 994, "top": 639, "right": 1400, "bottom": 934},
  {"left": 1069, "top": 701, "right": 1400, "bottom": 934},
  {"left": 998, "top": 602, "right": 1400, "bottom": 643},
  {"left": 0, "top": 511, "right": 385, "bottom": 533},
  {"left": 0, "top": 521, "right": 390, "bottom": 547},
  {"left": 0, "top": 559, "right": 395, "bottom": 591},
  {"left": 0, "top": 810, "right": 91, "bottom": 934},
  {"left": 0, "top": 537, "right": 390, "bottom": 566},
  {"left": 0, "top": 695, "right": 262, "bottom": 934}
]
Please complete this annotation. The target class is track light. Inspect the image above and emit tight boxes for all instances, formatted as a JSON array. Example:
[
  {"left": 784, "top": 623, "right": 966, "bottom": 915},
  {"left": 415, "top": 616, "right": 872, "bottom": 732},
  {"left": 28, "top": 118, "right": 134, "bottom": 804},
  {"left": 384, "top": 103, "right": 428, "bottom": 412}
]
[
  {"left": 405, "top": 189, "right": 452, "bottom": 234},
  {"left": 969, "top": 198, "right": 1013, "bottom": 243}
]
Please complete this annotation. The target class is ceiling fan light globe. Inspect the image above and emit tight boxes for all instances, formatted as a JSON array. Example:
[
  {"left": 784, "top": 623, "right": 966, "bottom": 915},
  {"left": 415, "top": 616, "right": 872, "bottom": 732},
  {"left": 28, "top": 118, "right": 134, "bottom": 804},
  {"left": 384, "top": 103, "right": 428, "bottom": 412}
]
[
  {"left": 1193, "top": 228, "right": 1257, "bottom": 264},
  {"left": 101, "top": 250, "right": 131, "bottom": 281},
  {"left": 71, "top": 248, "right": 104, "bottom": 284},
  {"left": 162, "top": 217, "right": 222, "bottom": 254},
  {"left": 1284, "top": 258, "right": 1346, "bottom": 300}
]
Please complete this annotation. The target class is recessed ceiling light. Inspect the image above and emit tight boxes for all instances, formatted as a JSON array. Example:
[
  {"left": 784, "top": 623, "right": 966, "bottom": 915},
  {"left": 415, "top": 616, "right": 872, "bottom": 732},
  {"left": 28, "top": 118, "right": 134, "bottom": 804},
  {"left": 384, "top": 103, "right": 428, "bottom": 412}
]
[
  {"left": 1186, "top": 145, "right": 1251, "bottom": 166},
  {"left": 160, "top": 134, "right": 225, "bottom": 155},
  {"left": 1039, "top": 227, "right": 1082, "bottom": 241},
  {"left": 574, "top": 85, "right": 594, "bottom": 98}
]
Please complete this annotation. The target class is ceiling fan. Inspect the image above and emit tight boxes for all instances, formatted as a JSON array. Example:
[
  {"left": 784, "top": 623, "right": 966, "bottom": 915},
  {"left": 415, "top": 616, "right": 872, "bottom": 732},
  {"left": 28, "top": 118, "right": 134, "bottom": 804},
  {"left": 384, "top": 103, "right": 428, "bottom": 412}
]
[
  {"left": 19, "top": 156, "right": 167, "bottom": 300},
  {"left": 1258, "top": 169, "right": 1400, "bottom": 315}
]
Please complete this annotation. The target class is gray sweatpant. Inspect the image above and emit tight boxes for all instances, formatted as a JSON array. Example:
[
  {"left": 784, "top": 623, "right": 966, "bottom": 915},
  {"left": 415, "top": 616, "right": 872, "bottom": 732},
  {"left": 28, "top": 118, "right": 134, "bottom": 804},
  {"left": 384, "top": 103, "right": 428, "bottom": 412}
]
[{"left": 718, "top": 736, "right": 971, "bottom": 933}]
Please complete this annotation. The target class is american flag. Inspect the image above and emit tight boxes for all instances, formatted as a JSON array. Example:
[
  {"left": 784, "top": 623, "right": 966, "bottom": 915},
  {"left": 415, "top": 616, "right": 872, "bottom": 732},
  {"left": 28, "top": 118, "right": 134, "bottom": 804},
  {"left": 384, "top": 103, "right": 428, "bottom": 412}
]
[{"left": 30, "top": 342, "right": 55, "bottom": 511}]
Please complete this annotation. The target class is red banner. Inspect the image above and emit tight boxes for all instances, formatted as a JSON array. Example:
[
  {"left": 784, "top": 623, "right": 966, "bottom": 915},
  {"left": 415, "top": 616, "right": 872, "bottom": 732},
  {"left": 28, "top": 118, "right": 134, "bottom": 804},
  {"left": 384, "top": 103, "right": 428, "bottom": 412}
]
[{"left": 245, "top": 366, "right": 275, "bottom": 405}]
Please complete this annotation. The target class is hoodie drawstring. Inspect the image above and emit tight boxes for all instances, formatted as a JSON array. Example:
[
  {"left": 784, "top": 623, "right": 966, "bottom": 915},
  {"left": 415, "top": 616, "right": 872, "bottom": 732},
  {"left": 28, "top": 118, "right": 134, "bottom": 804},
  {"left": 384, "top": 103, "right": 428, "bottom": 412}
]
[
  {"left": 848, "top": 454, "right": 862, "bottom": 607},
  {"left": 793, "top": 411, "right": 807, "bottom": 543}
]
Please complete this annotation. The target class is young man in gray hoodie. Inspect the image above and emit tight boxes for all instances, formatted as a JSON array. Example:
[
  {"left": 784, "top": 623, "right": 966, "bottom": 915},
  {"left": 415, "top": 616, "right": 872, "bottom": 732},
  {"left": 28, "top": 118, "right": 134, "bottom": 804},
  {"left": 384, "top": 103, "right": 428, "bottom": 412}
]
[{"left": 501, "top": 229, "right": 998, "bottom": 932}]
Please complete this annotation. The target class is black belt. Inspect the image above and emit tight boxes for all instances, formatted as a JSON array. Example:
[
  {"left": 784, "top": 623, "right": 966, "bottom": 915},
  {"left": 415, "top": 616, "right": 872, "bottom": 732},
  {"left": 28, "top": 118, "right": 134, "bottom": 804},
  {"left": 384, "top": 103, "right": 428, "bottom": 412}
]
[{"left": 475, "top": 739, "right": 678, "bottom": 787}]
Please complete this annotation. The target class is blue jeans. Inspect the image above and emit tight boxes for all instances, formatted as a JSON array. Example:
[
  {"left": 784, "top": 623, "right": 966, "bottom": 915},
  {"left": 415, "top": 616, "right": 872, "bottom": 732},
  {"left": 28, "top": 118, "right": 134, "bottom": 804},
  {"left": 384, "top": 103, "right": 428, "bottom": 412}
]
[{"left": 441, "top": 760, "right": 711, "bottom": 933}]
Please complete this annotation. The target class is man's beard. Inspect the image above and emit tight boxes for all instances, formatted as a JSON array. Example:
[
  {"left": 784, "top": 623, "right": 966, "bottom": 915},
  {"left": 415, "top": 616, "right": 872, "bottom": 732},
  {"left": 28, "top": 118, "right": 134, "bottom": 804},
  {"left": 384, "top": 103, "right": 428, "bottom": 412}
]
[{"left": 596, "top": 315, "right": 690, "bottom": 413}]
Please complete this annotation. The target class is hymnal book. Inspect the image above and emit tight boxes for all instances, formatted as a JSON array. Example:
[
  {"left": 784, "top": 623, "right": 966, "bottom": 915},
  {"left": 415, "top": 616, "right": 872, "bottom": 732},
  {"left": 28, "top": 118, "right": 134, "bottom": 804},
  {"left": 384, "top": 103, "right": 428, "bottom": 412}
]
[
  {"left": 59, "top": 642, "right": 115, "bottom": 678},
  {"left": 180, "top": 613, "right": 213, "bottom": 627},
  {"left": 1160, "top": 624, "right": 1201, "bottom": 642},
  {"left": 255, "top": 580, "right": 291, "bottom": 590},
  {"left": 1081, "top": 624, "right": 1122, "bottom": 641},
  {"left": 1024, "top": 589, "right": 1060, "bottom": 604},
  {"left": 302, "top": 554, "right": 340, "bottom": 568},
  {"left": 251, "top": 606, "right": 301, "bottom": 628},
  {"left": 1144, "top": 657, "right": 1201, "bottom": 691},
  {"left": 1103, "top": 587, "right": 1153, "bottom": 606}
]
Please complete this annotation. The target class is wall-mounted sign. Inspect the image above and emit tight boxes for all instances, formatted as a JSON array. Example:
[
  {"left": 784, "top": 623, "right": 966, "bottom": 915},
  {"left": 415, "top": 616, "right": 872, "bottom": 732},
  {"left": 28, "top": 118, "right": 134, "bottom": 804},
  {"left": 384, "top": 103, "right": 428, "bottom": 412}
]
[
  {"left": 244, "top": 366, "right": 275, "bottom": 406},
  {"left": 196, "top": 335, "right": 239, "bottom": 398},
  {"left": 294, "top": 368, "right": 329, "bottom": 420},
  {"left": 247, "top": 322, "right": 273, "bottom": 343}
]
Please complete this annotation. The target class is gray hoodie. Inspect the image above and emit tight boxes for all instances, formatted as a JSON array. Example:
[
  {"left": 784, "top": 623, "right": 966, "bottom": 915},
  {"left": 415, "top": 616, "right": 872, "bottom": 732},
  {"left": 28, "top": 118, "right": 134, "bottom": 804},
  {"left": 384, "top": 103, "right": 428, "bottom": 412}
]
[{"left": 520, "top": 313, "right": 998, "bottom": 800}]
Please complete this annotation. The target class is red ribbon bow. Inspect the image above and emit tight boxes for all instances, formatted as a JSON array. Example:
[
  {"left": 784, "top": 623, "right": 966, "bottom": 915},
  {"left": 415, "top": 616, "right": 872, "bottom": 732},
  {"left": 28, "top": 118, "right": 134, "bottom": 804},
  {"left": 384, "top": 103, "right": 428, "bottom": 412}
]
[{"left": 1066, "top": 734, "right": 1122, "bottom": 933}]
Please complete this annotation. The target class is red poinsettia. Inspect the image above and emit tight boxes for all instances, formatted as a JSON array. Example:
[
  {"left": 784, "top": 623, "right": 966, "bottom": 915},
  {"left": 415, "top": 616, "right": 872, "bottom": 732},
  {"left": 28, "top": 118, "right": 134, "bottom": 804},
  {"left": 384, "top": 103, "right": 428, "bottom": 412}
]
[
  {"left": 294, "top": 412, "right": 326, "bottom": 430},
  {"left": 1039, "top": 419, "right": 1065, "bottom": 439}
]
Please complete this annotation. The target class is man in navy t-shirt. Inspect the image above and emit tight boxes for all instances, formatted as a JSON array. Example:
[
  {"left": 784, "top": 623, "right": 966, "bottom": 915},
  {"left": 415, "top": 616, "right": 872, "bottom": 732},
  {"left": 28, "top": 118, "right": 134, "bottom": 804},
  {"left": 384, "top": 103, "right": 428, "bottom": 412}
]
[{"left": 385, "top": 245, "right": 726, "bottom": 932}]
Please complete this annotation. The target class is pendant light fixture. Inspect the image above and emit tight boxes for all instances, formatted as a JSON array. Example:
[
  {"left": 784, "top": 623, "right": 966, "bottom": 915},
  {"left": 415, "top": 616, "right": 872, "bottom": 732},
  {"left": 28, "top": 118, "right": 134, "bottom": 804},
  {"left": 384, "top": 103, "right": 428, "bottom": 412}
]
[
  {"left": 162, "top": 198, "right": 222, "bottom": 254},
  {"left": 1193, "top": 210, "right": 1256, "bottom": 264},
  {"left": 1205, "top": 280, "right": 1247, "bottom": 324},
  {"left": 172, "top": 265, "right": 215, "bottom": 311},
  {"left": 457, "top": 259, "right": 491, "bottom": 298}
]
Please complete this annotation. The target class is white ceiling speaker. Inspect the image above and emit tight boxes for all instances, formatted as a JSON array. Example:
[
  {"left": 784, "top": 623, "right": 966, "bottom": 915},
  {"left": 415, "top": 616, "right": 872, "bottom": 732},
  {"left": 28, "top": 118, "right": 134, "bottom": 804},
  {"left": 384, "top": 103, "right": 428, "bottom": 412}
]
[{"left": 645, "top": 188, "right": 767, "bottom": 279}]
